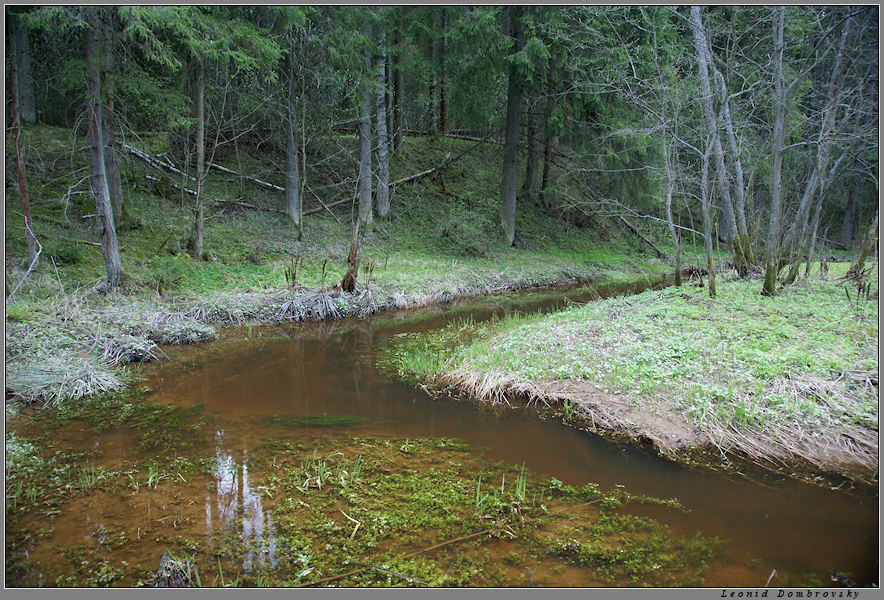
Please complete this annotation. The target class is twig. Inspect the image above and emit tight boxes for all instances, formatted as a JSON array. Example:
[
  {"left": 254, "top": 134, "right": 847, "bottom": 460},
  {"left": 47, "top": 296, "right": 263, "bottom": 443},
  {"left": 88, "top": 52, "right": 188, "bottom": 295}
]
[
  {"left": 305, "top": 183, "right": 342, "bottom": 223},
  {"left": 6, "top": 219, "right": 43, "bottom": 305},
  {"left": 351, "top": 563, "right": 431, "bottom": 587}
]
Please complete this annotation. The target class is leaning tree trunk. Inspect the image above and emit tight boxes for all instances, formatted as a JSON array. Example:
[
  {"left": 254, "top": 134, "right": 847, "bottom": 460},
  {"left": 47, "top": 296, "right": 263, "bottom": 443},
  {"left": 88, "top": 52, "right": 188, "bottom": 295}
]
[
  {"left": 375, "top": 36, "right": 391, "bottom": 220},
  {"left": 762, "top": 6, "right": 786, "bottom": 297},
  {"left": 285, "top": 44, "right": 302, "bottom": 233},
  {"left": 85, "top": 14, "right": 123, "bottom": 288},
  {"left": 846, "top": 212, "right": 878, "bottom": 280},
  {"left": 357, "top": 19, "right": 374, "bottom": 231},
  {"left": 189, "top": 56, "right": 206, "bottom": 259},
  {"left": 9, "top": 25, "right": 39, "bottom": 269},
  {"left": 780, "top": 12, "right": 853, "bottom": 272},
  {"left": 499, "top": 6, "right": 523, "bottom": 246},
  {"left": 691, "top": 6, "right": 742, "bottom": 269}
]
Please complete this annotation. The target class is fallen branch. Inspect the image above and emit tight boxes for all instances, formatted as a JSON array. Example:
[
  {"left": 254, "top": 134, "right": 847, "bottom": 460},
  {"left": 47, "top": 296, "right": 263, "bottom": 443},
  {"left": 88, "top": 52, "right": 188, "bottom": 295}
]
[
  {"left": 303, "top": 196, "right": 353, "bottom": 216},
  {"left": 208, "top": 162, "right": 284, "bottom": 193},
  {"left": 123, "top": 143, "right": 195, "bottom": 182},
  {"left": 618, "top": 216, "right": 668, "bottom": 259},
  {"left": 145, "top": 174, "right": 196, "bottom": 197},
  {"left": 6, "top": 219, "right": 42, "bottom": 305},
  {"left": 305, "top": 183, "right": 341, "bottom": 223},
  {"left": 391, "top": 152, "right": 452, "bottom": 187},
  {"left": 212, "top": 197, "right": 285, "bottom": 215}
]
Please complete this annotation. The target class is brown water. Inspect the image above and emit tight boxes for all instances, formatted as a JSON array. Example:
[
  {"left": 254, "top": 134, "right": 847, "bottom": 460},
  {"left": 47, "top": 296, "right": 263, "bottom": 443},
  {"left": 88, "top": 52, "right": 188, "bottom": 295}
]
[{"left": 8, "top": 280, "right": 880, "bottom": 587}]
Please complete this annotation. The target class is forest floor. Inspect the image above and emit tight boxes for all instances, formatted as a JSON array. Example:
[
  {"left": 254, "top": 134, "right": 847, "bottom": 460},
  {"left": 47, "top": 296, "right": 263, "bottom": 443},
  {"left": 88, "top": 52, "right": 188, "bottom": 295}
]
[{"left": 385, "top": 263, "right": 879, "bottom": 488}]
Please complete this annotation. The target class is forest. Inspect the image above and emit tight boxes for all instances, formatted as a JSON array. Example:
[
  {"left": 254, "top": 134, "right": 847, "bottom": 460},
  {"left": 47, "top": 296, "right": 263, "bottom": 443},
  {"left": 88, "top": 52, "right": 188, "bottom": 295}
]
[{"left": 4, "top": 5, "right": 880, "bottom": 590}]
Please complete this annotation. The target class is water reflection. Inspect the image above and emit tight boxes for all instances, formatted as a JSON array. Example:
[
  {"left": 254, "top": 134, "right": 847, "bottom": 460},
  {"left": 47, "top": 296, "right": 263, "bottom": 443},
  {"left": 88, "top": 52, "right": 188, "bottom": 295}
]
[{"left": 207, "top": 430, "right": 277, "bottom": 572}]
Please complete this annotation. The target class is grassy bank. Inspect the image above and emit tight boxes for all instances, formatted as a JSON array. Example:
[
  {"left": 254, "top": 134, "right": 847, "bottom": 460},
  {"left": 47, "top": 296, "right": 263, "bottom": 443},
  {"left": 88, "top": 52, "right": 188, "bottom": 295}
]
[
  {"left": 5, "top": 124, "right": 674, "bottom": 406},
  {"left": 386, "top": 265, "right": 879, "bottom": 486}
]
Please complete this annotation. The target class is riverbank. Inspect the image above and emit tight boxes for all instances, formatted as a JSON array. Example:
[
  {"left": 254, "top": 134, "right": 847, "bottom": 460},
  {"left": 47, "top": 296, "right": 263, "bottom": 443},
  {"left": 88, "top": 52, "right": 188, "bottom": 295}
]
[
  {"left": 6, "top": 125, "right": 677, "bottom": 408},
  {"left": 386, "top": 264, "right": 879, "bottom": 488}
]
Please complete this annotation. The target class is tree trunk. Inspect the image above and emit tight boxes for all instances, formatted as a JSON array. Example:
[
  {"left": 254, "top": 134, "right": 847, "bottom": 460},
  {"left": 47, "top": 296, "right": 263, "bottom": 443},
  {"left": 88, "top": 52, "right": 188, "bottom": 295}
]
[
  {"left": 285, "top": 43, "right": 302, "bottom": 231},
  {"left": 780, "top": 12, "right": 853, "bottom": 268},
  {"left": 11, "top": 14, "right": 35, "bottom": 124},
  {"left": 762, "top": 6, "right": 786, "bottom": 297},
  {"left": 539, "top": 134, "right": 554, "bottom": 210},
  {"left": 846, "top": 212, "right": 878, "bottom": 280},
  {"left": 523, "top": 96, "right": 540, "bottom": 204},
  {"left": 385, "top": 50, "right": 393, "bottom": 156},
  {"left": 499, "top": 6, "right": 523, "bottom": 246},
  {"left": 85, "top": 13, "right": 123, "bottom": 288},
  {"left": 429, "top": 36, "right": 438, "bottom": 135},
  {"left": 190, "top": 56, "right": 206, "bottom": 259},
  {"left": 439, "top": 9, "right": 449, "bottom": 134},
  {"left": 392, "top": 29, "right": 403, "bottom": 154},
  {"left": 375, "top": 37, "right": 391, "bottom": 220},
  {"left": 100, "top": 31, "right": 125, "bottom": 228},
  {"left": 662, "top": 135, "right": 681, "bottom": 287},
  {"left": 9, "top": 25, "right": 39, "bottom": 269},
  {"left": 358, "top": 19, "right": 374, "bottom": 231},
  {"left": 690, "top": 6, "right": 741, "bottom": 266},
  {"left": 709, "top": 53, "right": 752, "bottom": 266},
  {"left": 841, "top": 172, "right": 860, "bottom": 248},
  {"left": 700, "top": 139, "right": 716, "bottom": 298}
]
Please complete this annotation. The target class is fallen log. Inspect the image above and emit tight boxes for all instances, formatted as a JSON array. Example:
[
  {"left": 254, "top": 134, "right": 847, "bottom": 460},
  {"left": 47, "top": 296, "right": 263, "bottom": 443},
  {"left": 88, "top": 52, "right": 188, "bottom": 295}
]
[
  {"left": 123, "top": 144, "right": 195, "bottom": 182},
  {"left": 391, "top": 152, "right": 451, "bottom": 187},
  {"left": 208, "top": 163, "right": 284, "bottom": 193},
  {"left": 303, "top": 196, "right": 353, "bottom": 216},
  {"left": 618, "top": 216, "right": 667, "bottom": 259},
  {"left": 145, "top": 174, "right": 196, "bottom": 196},
  {"left": 213, "top": 197, "right": 285, "bottom": 215},
  {"left": 305, "top": 183, "right": 342, "bottom": 223}
]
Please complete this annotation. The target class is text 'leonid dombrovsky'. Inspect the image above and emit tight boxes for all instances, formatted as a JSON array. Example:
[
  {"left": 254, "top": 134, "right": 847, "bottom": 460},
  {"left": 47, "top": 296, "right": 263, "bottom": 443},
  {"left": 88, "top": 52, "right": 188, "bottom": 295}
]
[{"left": 721, "top": 591, "right": 861, "bottom": 598}]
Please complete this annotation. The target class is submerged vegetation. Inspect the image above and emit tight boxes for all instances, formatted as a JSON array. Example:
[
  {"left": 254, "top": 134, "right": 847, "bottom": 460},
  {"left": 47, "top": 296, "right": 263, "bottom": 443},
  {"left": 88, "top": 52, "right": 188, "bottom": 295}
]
[
  {"left": 7, "top": 418, "right": 734, "bottom": 588},
  {"left": 385, "top": 265, "right": 879, "bottom": 486}
]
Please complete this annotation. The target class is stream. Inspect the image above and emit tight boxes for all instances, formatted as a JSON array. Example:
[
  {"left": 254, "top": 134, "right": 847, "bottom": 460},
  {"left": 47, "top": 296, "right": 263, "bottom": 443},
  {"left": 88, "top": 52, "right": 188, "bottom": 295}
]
[{"left": 6, "top": 280, "right": 879, "bottom": 587}]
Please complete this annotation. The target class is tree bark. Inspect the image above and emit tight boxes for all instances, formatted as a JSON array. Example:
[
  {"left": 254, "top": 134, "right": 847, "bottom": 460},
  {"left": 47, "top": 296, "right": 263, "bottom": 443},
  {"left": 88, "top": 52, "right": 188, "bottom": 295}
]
[
  {"left": 285, "top": 41, "right": 302, "bottom": 230},
  {"left": 11, "top": 14, "right": 35, "bottom": 124},
  {"left": 662, "top": 134, "right": 681, "bottom": 286},
  {"left": 439, "top": 8, "right": 449, "bottom": 134},
  {"left": 780, "top": 12, "right": 853, "bottom": 266},
  {"left": 700, "top": 139, "right": 716, "bottom": 298},
  {"left": 375, "top": 35, "right": 391, "bottom": 219},
  {"left": 358, "top": 19, "right": 374, "bottom": 231},
  {"left": 762, "top": 6, "right": 786, "bottom": 297},
  {"left": 499, "top": 6, "right": 523, "bottom": 246},
  {"left": 100, "top": 29, "right": 125, "bottom": 228},
  {"left": 846, "top": 212, "right": 878, "bottom": 280},
  {"left": 691, "top": 6, "right": 740, "bottom": 265},
  {"left": 539, "top": 134, "right": 554, "bottom": 210},
  {"left": 841, "top": 171, "right": 860, "bottom": 248},
  {"left": 523, "top": 96, "right": 540, "bottom": 204},
  {"left": 392, "top": 29, "right": 403, "bottom": 154},
  {"left": 85, "top": 12, "right": 123, "bottom": 288},
  {"left": 189, "top": 56, "right": 206, "bottom": 259},
  {"left": 9, "top": 24, "right": 39, "bottom": 269}
]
